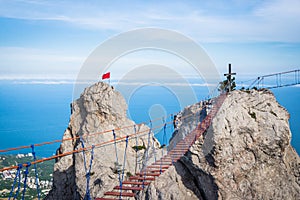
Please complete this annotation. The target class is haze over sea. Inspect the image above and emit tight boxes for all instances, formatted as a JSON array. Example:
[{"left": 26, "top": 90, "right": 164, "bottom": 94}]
[{"left": 0, "top": 81, "right": 299, "bottom": 157}]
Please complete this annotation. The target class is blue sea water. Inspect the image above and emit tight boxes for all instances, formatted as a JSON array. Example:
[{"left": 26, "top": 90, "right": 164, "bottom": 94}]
[
  {"left": 0, "top": 82, "right": 299, "bottom": 157},
  {"left": 272, "top": 87, "right": 300, "bottom": 153},
  {"left": 0, "top": 83, "right": 72, "bottom": 156}
]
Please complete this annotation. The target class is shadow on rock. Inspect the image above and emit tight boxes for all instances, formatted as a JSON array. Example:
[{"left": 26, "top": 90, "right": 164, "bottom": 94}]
[
  {"left": 45, "top": 165, "right": 81, "bottom": 200},
  {"left": 173, "top": 153, "right": 219, "bottom": 200}
]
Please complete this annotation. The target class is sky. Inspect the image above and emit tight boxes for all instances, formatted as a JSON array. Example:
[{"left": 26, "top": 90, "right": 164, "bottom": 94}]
[{"left": 0, "top": 0, "right": 300, "bottom": 83}]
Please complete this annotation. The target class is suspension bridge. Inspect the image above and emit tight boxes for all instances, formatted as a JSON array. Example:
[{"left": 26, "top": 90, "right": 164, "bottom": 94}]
[
  {"left": 0, "top": 89, "right": 226, "bottom": 200},
  {"left": 96, "top": 94, "right": 226, "bottom": 200},
  {"left": 247, "top": 69, "right": 300, "bottom": 89}
]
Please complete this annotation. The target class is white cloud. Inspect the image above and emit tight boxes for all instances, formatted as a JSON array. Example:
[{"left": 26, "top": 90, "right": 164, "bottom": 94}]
[
  {"left": 0, "top": 47, "right": 83, "bottom": 62},
  {"left": 0, "top": 0, "right": 299, "bottom": 42},
  {"left": 0, "top": 47, "right": 83, "bottom": 79},
  {"left": 255, "top": 0, "right": 300, "bottom": 18},
  {"left": 13, "top": 80, "right": 74, "bottom": 85},
  {"left": 0, "top": 1, "right": 299, "bottom": 80}
]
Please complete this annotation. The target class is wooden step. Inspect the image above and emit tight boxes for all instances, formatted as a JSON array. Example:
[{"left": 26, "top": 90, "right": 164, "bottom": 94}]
[
  {"left": 176, "top": 143, "right": 191, "bottom": 146},
  {"left": 136, "top": 172, "right": 161, "bottom": 176},
  {"left": 175, "top": 142, "right": 189, "bottom": 147},
  {"left": 159, "top": 157, "right": 173, "bottom": 160},
  {"left": 175, "top": 142, "right": 190, "bottom": 147},
  {"left": 159, "top": 159, "right": 172, "bottom": 162},
  {"left": 114, "top": 186, "right": 143, "bottom": 191},
  {"left": 158, "top": 160, "right": 172, "bottom": 163},
  {"left": 175, "top": 143, "right": 189, "bottom": 146},
  {"left": 171, "top": 149, "right": 188, "bottom": 151},
  {"left": 172, "top": 148, "right": 185, "bottom": 150},
  {"left": 169, "top": 150, "right": 185, "bottom": 153},
  {"left": 169, "top": 153, "right": 183, "bottom": 156},
  {"left": 152, "top": 162, "right": 172, "bottom": 166},
  {"left": 169, "top": 155, "right": 181, "bottom": 158},
  {"left": 174, "top": 146, "right": 189, "bottom": 149},
  {"left": 104, "top": 191, "right": 134, "bottom": 197},
  {"left": 175, "top": 142, "right": 189, "bottom": 144},
  {"left": 172, "top": 149, "right": 188, "bottom": 152},
  {"left": 146, "top": 165, "right": 169, "bottom": 169},
  {"left": 122, "top": 181, "right": 150, "bottom": 185},
  {"left": 141, "top": 169, "right": 166, "bottom": 173},
  {"left": 160, "top": 157, "right": 172, "bottom": 160},
  {"left": 168, "top": 157, "right": 180, "bottom": 161},
  {"left": 129, "top": 176, "right": 155, "bottom": 181},
  {"left": 169, "top": 153, "right": 184, "bottom": 156}
]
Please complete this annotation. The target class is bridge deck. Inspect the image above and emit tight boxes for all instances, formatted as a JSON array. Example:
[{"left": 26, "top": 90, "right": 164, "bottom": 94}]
[{"left": 96, "top": 94, "right": 226, "bottom": 200}]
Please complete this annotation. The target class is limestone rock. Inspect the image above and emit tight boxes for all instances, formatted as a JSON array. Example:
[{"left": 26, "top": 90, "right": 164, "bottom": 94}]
[
  {"left": 168, "top": 101, "right": 206, "bottom": 151},
  {"left": 47, "top": 84, "right": 300, "bottom": 200},
  {"left": 137, "top": 165, "right": 203, "bottom": 200},
  {"left": 144, "top": 90, "right": 300, "bottom": 200},
  {"left": 46, "top": 82, "right": 161, "bottom": 200}
]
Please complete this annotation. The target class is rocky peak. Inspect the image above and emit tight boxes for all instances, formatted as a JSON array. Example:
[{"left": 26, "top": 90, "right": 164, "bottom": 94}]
[
  {"left": 47, "top": 83, "right": 299, "bottom": 200},
  {"left": 47, "top": 82, "right": 160, "bottom": 199},
  {"left": 142, "top": 89, "right": 300, "bottom": 200}
]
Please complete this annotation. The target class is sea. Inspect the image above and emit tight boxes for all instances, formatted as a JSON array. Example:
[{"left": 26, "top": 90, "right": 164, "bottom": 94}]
[{"left": 0, "top": 81, "right": 299, "bottom": 157}]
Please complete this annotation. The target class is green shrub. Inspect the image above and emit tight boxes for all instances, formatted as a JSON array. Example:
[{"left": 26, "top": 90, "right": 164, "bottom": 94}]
[
  {"left": 126, "top": 171, "right": 133, "bottom": 177},
  {"left": 132, "top": 145, "right": 146, "bottom": 152}
]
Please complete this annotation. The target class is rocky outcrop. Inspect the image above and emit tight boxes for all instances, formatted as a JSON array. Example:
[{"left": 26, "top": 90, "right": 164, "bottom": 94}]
[
  {"left": 48, "top": 83, "right": 300, "bottom": 200},
  {"left": 168, "top": 100, "right": 212, "bottom": 151},
  {"left": 143, "top": 90, "right": 300, "bottom": 200},
  {"left": 46, "top": 82, "right": 160, "bottom": 200}
]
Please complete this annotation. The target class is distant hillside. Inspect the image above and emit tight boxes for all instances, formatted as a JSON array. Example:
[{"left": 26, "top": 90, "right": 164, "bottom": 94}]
[{"left": 0, "top": 154, "right": 54, "bottom": 199}]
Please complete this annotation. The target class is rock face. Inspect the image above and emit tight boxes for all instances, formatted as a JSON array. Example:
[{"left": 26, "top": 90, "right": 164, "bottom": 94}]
[
  {"left": 168, "top": 100, "right": 211, "bottom": 151},
  {"left": 48, "top": 84, "right": 300, "bottom": 200},
  {"left": 143, "top": 90, "right": 300, "bottom": 200},
  {"left": 46, "top": 82, "right": 160, "bottom": 200}
]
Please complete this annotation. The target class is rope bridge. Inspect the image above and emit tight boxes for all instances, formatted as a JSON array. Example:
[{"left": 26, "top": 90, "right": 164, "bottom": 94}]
[
  {"left": 247, "top": 69, "right": 300, "bottom": 89},
  {"left": 0, "top": 93, "right": 226, "bottom": 200},
  {"left": 96, "top": 93, "right": 226, "bottom": 200}
]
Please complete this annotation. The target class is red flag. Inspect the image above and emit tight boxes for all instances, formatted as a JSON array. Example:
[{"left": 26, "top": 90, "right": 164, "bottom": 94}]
[{"left": 102, "top": 72, "right": 110, "bottom": 80}]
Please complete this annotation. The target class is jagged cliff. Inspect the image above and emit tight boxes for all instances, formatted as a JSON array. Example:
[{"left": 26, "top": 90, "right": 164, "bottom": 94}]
[
  {"left": 47, "top": 83, "right": 300, "bottom": 200},
  {"left": 46, "top": 82, "right": 160, "bottom": 199},
  {"left": 141, "top": 89, "right": 300, "bottom": 200}
]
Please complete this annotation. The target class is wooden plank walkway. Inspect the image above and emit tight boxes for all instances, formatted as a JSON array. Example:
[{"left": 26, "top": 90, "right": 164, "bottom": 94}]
[{"left": 96, "top": 94, "right": 226, "bottom": 200}]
